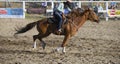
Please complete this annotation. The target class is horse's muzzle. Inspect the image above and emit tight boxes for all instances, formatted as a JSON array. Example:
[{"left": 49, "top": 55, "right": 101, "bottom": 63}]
[{"left": 94, "top": 19, "right": 100, "bottom": 23}]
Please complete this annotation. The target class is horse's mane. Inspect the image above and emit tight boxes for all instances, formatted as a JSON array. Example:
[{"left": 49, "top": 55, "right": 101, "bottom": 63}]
[{"left": 66, "top": 8, "right": 84, "bottom": 18}]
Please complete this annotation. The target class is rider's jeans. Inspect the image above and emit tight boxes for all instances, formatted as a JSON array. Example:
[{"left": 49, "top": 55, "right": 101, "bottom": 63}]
[{"left": 53, "top": 10, "right": 63, "bottom": 30}]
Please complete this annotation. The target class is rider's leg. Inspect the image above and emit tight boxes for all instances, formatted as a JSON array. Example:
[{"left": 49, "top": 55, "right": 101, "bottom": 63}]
[{"left": 53, "top": 11, "right": 63, "bottom": 32}]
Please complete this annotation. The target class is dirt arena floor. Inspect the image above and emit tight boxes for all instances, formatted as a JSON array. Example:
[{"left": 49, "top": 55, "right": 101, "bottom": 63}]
[{"left": 0, "top": 19, "right": 120, "bottom": 64}]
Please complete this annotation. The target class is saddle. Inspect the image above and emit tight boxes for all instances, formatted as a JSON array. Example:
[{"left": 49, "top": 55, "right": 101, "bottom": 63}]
[
  {"left": 48, "top": 13, "right": 67, "bottom": 25},
  {"left": 48, "top": 14, "right": 67, "bottom": 34}
]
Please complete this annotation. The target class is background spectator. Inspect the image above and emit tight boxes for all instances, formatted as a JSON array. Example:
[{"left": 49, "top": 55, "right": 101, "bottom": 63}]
[
  {"left": 64, "top": 0, "right": 76, "bottom": 14},
  {"left": 93, "top": 5, "right": 98, "bottom": 15},
  {"left": 109, "top": 0, "right": 117, "bottom": 9},
  {"left": 98, "top": 3, "right": 103, "bottom": 11}
]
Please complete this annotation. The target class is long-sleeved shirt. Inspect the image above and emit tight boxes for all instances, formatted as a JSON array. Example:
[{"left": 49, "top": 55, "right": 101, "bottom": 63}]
[
  {"left": 57, "top": 3, "right": 64, "bottom": 12},
  {"left": 53, "top": 3, "right": 64, "bottom": 12}
]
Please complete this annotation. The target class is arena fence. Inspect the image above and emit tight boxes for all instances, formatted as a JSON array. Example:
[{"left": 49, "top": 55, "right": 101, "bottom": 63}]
[
  {"left": 0, "top": 1, "right": 120, "bottom": 21},
  {"left": 0, "top": 1, "right": 24, "bottom": 18}
]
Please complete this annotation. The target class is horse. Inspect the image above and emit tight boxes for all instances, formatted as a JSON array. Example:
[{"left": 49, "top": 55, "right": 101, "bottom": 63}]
[{"left": 14, "top": 7, "right": 99, "bottom": 53}]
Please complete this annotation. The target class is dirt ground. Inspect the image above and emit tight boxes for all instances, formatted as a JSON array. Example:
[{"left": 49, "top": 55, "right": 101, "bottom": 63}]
[{"left": 0, "top": 19, "right": 120, "bottom": 64}]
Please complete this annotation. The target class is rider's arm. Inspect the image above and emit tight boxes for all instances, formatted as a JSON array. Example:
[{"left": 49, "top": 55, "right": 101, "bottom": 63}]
[{"left": 57, "top": 3, "right": 64, "bottom": 12}]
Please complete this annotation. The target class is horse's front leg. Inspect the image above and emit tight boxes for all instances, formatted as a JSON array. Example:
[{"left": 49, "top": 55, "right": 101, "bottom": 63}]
[
  {"left": 57, "top": 34, "right": 70, "bottom": 53},
  {"left": 62, "top": 34, "right": 70, "bottom": 53}
]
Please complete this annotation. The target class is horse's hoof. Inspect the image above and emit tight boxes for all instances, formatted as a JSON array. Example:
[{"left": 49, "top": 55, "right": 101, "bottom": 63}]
[
  {"left": 33, "top": 45, "right": 36, "bottom": 48},
  {"left": 42, "top": 43, "right": 46, "bottom": 50},
  {"left": 62, "top": 50, "right": 66, "bottom": 53},
  {"left": 32, "top": 48, "right": 36, "bottom": 50},
  {"left": 56, "top": 48, "right": 61, "bottom": 52},
  {"left": 55, "top": 47, "right": 63, "bottom": 53}
]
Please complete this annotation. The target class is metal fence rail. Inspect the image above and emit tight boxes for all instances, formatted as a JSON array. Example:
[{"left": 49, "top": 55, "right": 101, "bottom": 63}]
[{"left": 0, "top": 1, "right": 120, "bottom": 21}]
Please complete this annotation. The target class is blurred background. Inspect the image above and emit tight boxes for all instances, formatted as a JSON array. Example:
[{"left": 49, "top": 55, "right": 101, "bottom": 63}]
[{"left": 0, "top": 0, "right": 120, "bottom": 20}]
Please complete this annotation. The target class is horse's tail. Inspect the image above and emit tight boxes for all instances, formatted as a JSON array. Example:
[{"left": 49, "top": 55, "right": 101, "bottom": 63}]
[{"left": 15, "top": 21, "right": 38, "bottom": 35}]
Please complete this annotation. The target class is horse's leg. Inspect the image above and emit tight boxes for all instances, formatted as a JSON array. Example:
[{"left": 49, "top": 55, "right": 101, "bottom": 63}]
[
  {"left": 38, "top": 38, "right": 46, "bottom": 50},
  {"left": 33, "top": 35, "right": 39, "bottom": 49},
  {"left": 57, "top": 34, "right": 70, "bottom": 53},
  {"left": 62, "top": 34, "right": 70, "bottom": 52},
  {"left": 38, "top": 32, "right": 51, "bottom": 49}
]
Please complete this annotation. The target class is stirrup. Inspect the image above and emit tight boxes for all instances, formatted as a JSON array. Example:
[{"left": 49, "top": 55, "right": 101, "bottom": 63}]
[{"left": 58, "top": 29, "right": 62, "bottom": 32}]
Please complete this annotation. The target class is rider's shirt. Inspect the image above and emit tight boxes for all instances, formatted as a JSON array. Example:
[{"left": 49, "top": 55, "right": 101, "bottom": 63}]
[{"left": 57, "top": 3, "right": 64, "bottom": 12}]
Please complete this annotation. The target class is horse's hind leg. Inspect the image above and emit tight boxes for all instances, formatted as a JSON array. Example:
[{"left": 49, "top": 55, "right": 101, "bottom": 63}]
[
  {"left": 38, "top": 32, "right": 51, "bottom": 49},
  {"left": 38, "top": 38, "right": 46, "bottom": 50},
  {"left": 33, "top": 35, "right": 39, "bottom": 49}
]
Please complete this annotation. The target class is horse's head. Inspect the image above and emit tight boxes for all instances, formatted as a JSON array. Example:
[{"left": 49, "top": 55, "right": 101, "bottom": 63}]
[{"left": 85, "top": 8, "right": 100, "bottom": 23}]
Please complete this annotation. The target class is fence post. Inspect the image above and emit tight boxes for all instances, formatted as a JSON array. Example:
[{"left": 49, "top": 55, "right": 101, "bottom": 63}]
[
  {"left": 78, "top": 1, "right": 81, "bottom": 8},
  {"left": 51, "top": 1, "right": 54, "bottom": 9},
  {"left": 23, "top": 1, "right": 25, "bottom": 18},
  {"left": 106, "top": 1, "right": 109, "bottom": 21}
]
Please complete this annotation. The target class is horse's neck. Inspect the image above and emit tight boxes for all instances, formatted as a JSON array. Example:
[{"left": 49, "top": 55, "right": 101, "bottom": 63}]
[
  {"left": 68, "top": 10, "right": 89, "bottom": 29},
  {"left": 75, "top": 12, "right": 89, "bottom": 28}
]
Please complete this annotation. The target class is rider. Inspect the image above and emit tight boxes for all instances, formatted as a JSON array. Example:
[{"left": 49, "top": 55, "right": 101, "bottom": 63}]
[
  {"left": 64, "top": 0, "right": 76, "bottom": 14},
  {"left": 53, "top": 2, "right": 64, "bottom": 33},
  {"left": 53, "top": 0, "right": 75, "bottom": 33},
  {"left": 94, "top": 5, "right": 98, "bottom": 15}
]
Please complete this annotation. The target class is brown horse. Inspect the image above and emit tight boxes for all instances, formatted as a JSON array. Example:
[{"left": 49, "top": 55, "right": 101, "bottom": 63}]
[{"left": 15, "top": 8, "right": 99, "bottom": 53}]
